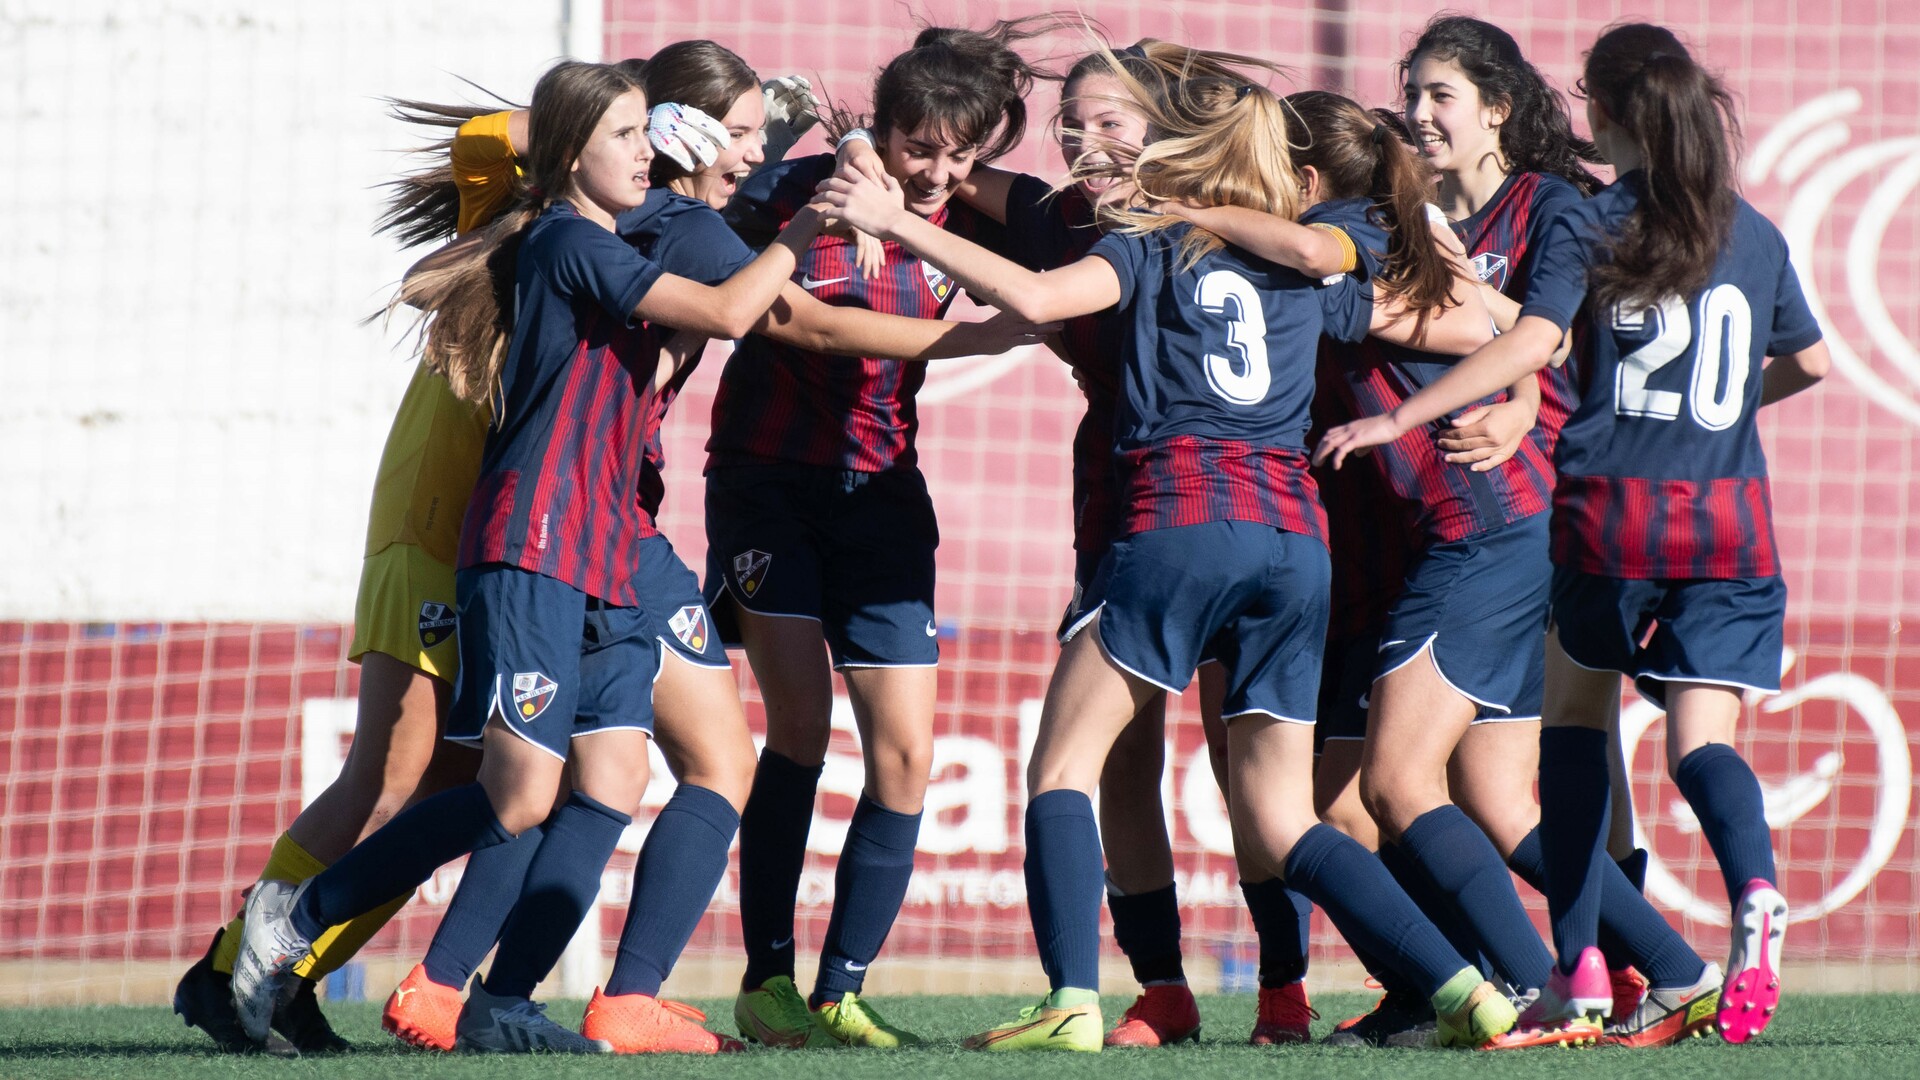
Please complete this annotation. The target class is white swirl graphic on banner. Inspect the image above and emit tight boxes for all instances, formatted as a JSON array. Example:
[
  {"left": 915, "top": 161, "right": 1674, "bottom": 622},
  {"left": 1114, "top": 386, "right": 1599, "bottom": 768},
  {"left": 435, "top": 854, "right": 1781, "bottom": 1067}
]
[
  {"left": 919, "top": 342, "right": 1059, "bottom": 404},
  {"left": 1750, "top": 89, "right": 1920, "bottom": 427},
  {"left": 1618, "top": 647, "right": 1912, "bottom": 926}
]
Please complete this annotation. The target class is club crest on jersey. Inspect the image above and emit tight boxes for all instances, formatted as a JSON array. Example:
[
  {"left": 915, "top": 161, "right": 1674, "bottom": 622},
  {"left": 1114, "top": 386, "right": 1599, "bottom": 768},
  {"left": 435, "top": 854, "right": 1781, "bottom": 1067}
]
[
  {"left": 1471, "top": 252, "right": 1510, "bottom": 289},
  {"left": 668, "top": 605, "right": 709, "bottom": 651},
  {"left": 417, "top": 601, "right": 455, "bottom": 647},
  {"left": 921, "top": 261, "right": 954, "bottom": 303},
  {"left": 733, "top": 549, "right": 772, "bottom": 597},
  {"left": 511, "top": 671, "right": 558, "bottom": 721}
]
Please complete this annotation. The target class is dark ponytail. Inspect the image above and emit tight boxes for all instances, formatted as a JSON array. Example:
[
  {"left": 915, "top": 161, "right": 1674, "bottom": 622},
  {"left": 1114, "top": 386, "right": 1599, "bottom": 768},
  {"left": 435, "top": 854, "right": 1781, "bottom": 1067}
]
[
  {"left": 1399, "top": 15, "right": 1604, "bottom": 195},
  {"left": 1285, "top": 90, "right": 1456, "bottom": 320},
  {"left": 1582, "top": 23, "right": 1741, "bottom": 313},
  {"left": 373, "top": 92, "right": 523, "bottom": 248}
]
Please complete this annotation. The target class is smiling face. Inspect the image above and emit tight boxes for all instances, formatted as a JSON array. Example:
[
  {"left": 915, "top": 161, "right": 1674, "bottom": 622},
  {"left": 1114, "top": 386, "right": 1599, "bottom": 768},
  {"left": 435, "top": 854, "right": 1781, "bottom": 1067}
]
[
  {"left": 879, "top": 122, "right": 978, "bottom": 217},
  {"left": 1058, "top": 72, "right": 1151, "bottom": 208},
  {"left": 1403, "top": 54, "right": 1508, "bottom": 176},
  {"left": 680, "top": 87, "right": 767, "bottom": 210},
  {"left": 569, "top": 87, "right": 654, "bottom": 217}
]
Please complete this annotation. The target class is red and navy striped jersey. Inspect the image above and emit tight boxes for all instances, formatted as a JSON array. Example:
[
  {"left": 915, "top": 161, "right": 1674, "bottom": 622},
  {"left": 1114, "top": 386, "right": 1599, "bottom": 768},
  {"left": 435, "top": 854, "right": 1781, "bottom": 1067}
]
[
  {"left": 1306, "top": 198, "right": 1554, "bottom": 543},
  {"left": 458, "top": 202, "right": 665, "bottom": 604},
  {"left": 1310, "top": 366, "right": 1419, "bottom": 639},
  {"left": 1452, "top": 172, "right": 1587, "bottom": 459},
  {"left": 707, "top": 155, "right": 1002, "bottom": 473},
  {"left": 616, "top": 191, "right": 755, "bottom": 523},
  {"left": 1090, "top": 224, "right": 1374, "bottom": 544},
  {"left": 1519, "top": 174, "right": 1823, "bottom": 579},
  {"left": 999, "top": 173, "right": 1127, "bottom": 553}
]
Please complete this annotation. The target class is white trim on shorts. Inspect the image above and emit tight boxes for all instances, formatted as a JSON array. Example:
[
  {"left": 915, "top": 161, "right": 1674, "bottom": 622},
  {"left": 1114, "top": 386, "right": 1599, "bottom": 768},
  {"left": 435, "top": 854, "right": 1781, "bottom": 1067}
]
[
  {"left": 573, "top": 724, "right": 655, "bottom": 742},
  {"left": 834, "top": 659, "right": 940, "bottom": 672},
  {"left": 1632, "top": 672, "right": 1777, "bottom": 697},
  {"left": 445, "top": 676, "right": 570, "bottom": 762},
  {"left": 1376, "top": 633, "right": 1511, "bottom": 714},
  {"left": 1086, "top": 608, "right": 1187, "bottom": 695},
  {"left": 1220, "top": 706, "right": 1314, "bottom": 725},
  {"left": 656, "top": 636, "right": 733, "bottom": 672},
  {"left": 1059, "top": 601, "right": 1102, "bottom": 644}
]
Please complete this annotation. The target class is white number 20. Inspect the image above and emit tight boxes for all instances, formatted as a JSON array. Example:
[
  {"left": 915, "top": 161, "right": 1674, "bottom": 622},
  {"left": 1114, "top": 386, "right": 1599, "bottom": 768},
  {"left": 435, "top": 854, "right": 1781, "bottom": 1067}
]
[
  {"left": 1613, "top": 284, "right": 1753, "bottom": 431},
  {"left": 1195, "top": 270, "right": 1271, "bottom": 405}
]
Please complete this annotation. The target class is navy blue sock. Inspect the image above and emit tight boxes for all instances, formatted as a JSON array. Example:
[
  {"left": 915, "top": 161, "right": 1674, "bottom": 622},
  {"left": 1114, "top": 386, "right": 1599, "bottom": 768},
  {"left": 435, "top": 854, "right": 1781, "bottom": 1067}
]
[
  {"left": 1108, "top": 882, "right": 1185, "bottom": 984},
  {"left": 1534, "top": 727, "right": 1613, "bottom": 974},
  {"left": 1507, "top": 826, "right": 1705, "bottom": 990},
  {"left": 1024, "top": 790, "right": 1104, "bottom": 992},
  {"left": 811, "top": 794, "right": 922, "bottom": 1005},
  {"left": 1673, "top": 744, "right": 1777, "bottom": 903},
  {"left": 1618, "top": 849, "right": 1649, "bottom": 893},
  {"left": 295, "top": 782, "right": 512, "bottom": 939},
  {"left": 421, "top": 823, "right": 544, "bottom": 988},
  {"left": 1241, "top": 878, "right": 1312, "bottom": 988},
  {"left": 1379, "top": 841, "right": 1491, "bottom": 982},
  {"left": 1283, "top": 824, "right": 1468, "bottom": 998},
  {"left": 606, "top": 785, "right": 740, "bottom": 998},
  {"left": 738, "top": 750, "right": 821, "bottom": 988},
  {"left": 1399, "top": 805, "right": 1554, "bottom": 992},
  {"left": 482, "top": 790, "right": 632, "bottom": 999}
]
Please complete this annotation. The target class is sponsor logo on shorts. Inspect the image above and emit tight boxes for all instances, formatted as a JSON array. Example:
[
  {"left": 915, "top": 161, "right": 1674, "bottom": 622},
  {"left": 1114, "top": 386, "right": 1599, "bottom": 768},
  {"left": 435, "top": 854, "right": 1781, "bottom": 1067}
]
[
  {"left": 921, "top": 261, "right": 954, "bottom": 303},
  {"left": 733, "top": 549, "right": 772, "bottom": 597},
  {"left": 669, "top": 605, "right": 709, "bottom": 652},
  {"left": 417, "top": 601, "right": 456, "bottom": 647},
  {"left": 1471, "top": 252, "right": 1510, "bottom": 288},
  {"left": 511, "top": 671, "right": 558, "bottom": 721}
]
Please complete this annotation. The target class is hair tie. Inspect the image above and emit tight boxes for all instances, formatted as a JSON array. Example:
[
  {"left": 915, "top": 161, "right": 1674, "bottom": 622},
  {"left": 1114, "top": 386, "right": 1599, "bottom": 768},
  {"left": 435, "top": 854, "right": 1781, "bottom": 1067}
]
[
  {"left": 1116, "top": 44, "right": 1148, "bottom": 61},
  {"left": 1236, "top": 84, "right": 1255, "bottom": 101},
  {"left": 1370, "top": 124, "right": 1390, "bottom": 147},
  {"left": 526, "top": 184, "right": 546, "bottom": 200}
]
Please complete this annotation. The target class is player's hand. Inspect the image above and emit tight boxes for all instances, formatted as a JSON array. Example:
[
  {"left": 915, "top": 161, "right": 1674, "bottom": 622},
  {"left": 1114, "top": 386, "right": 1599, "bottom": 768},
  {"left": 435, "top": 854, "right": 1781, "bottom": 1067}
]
[
  {"left": 815, "top": 173, "right": 906, "bottom": 240},
  {"left": 834, "top": 133, "right": 891, "bottom": 188},
  {"left": 1426, "top": 203, "right": 1468, "bottom": 257},
  {"left": 649, "top": 102, "right": 729, "bottom": 172},
  {"left": 851, "top": 228, "right": 885, "bottom": 280},
  {"left": 957, "top": 311, "right": 1061, "bottom": 355},
  {"left": 1437, "top": 399, "right": 1535, "bottom": 471},
  {"left": 761, "top": 75, "right": 822, "bottom": 160},
  {"left": 1313, "top": 413, "right": 1404, "bottom": 469}
]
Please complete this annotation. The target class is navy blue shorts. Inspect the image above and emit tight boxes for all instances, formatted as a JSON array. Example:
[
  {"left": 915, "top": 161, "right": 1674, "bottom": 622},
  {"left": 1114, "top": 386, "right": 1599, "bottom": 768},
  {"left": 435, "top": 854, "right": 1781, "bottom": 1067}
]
[
  {"left": 1087, "top": 522, "right": 1329, "bottom": 723},
  {"left": 1551, "top": 568, "right": 1786, "bottom": 708},
  {"left": 635, "top": 535, "right": 730, "bottom": 671},
  {"left": 1315, "top": 632, "right": 1380, "bottom": 747},
  {"left": 705, "top": 464, "right": 940, "bottom": 669},
  {"left": 1376, "top": 513, "right": 1550, "bottom": 721},
  {"left": 447, "top": 564, "right": 657, "bottom": 759},
  {"left": 1058, "top": 545, "right": 1108, "bottom": 644}
]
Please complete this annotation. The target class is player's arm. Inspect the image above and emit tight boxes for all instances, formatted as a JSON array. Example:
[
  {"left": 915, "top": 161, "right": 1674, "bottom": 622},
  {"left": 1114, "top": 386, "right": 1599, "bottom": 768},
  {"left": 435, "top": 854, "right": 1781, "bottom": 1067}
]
[
  {"left": 1368, "top": 245, "right": 1495, "bottom": 356},
  {"left": 1159, "top": 203, "right": 1353, "bottom": 279},
  {"left": 654, "top": 329, "right": 710, "bottom": 392},
  {"left": 1316, "top": 315, "right": 1562, "bottom": 469},
  {"left": 1760, "top": 341, "right": 1831, "bottom": 406},
  {"left": 637, "top": 207, "right": 826, "bottom": 338},
  {"left": 817, "top": 172, "right": 1120, "bottom": 323},
  {"left": 756, "top": 283, "right": 1055, "bottom": 360}
]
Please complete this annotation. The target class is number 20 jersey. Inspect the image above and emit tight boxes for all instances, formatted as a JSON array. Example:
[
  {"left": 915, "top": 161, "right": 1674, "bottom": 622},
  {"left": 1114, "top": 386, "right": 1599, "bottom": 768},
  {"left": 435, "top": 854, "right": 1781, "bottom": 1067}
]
[
  {"left": 1519, "top": 172, "right": 1824, "bottom": 579},
  {"left": 1088, "top": 223, "right": 1372, "bottom": 544}
]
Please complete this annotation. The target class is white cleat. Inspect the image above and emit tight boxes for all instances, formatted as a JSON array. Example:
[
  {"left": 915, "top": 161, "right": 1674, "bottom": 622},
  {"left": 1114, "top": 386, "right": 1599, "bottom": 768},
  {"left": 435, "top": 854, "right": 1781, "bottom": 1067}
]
[
  {"left": 228, "top": 879, "right": 315, "bottom": 1045},
  {"left": 454, "top": 978, "right": 612, "bottom": 1054},
  {"left": 1719, "top": 879, "right": 1787, "bottom": 1043}
]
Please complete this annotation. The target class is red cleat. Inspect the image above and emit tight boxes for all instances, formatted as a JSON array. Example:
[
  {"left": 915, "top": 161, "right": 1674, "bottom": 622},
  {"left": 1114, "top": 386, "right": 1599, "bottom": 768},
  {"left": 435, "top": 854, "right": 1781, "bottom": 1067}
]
[
  {"left": 1249, "top": 981, "right": 1316, "bottom": 1045},
  {"left": 582, "top": 988, "right": 745, "bottom": 1054},
  {"left": 1104, "top": 983, "right": 1202, "bottom": 1047},
  {"left": 381, "top": 963, "right": 462, "bottom": 1052},
  {"left": 1610, "top": 965, "right": 1650, "bottom": 1021}
]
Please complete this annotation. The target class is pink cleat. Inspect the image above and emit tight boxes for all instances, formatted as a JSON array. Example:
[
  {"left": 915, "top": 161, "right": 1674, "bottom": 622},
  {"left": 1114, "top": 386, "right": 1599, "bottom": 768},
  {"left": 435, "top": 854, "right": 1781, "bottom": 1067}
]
[{"left": 1718, "top": 879, "right": 1786, "bottom": 1044}]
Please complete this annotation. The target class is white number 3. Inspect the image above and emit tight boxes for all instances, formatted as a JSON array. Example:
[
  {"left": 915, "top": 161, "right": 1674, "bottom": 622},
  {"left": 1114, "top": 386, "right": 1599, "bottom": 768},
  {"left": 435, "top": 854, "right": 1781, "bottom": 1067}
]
[
  {"left": 1613, "top": 284, "right": 1753, "bottom": 431},
  {"left": 1195, "top": 270, "right": 1271, "bottom": 405}
]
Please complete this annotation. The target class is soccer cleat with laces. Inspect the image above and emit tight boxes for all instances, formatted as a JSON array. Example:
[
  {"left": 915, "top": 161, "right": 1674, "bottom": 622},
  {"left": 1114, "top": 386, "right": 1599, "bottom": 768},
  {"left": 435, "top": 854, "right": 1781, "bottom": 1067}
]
[
  {"left": 812, "top": 992, "right": 922, "bottom": 1047},
  {"left": 963, "top": 989, "right": 1103, "bottom": 1052},
  {"left": 1104, "top": 983, "right": 1201, "bottom": 1047},
  {"left": 382, "top": 964, "right": 463, "bottom": 1052},
  {"left": 1322, "top": 988, "right": 1434, "bottom": 1047},
  {"left": 172, "top": 930, "right": 297, "bottom": 1056},
  {"left": 1719, "top": 879, "right": 1787, "bottom": 1043},
  {"left": 273, "top": 979, "right": 350, "bottom": 1053},
  {"left": 230, "top": 879, "right": 316, "bottom": 1045},
  {"left": 1488, "top": 947, "right": 1610, "bottom": 1048},
  {"left": 1607, "top": 963, "right": 1722, "bottom": 1048},
  {"left": 733, "top": 975, "right": 836, "bottom": 1048},
  {"left": 452, "top": 979, "right": 610, "bottom": 1054},
  {"left": 1610, "top": 964, "right": 1650, "bottom": 1020},
  {"left": 581, "top": 988, "right": 745, "bottom": 1053},
  {"left": 1432, "top": 978, "right": 1519, "bottom": 1049},
  {"left": 1249, "top": 980, "right": 1316, "bottom": 1045}
]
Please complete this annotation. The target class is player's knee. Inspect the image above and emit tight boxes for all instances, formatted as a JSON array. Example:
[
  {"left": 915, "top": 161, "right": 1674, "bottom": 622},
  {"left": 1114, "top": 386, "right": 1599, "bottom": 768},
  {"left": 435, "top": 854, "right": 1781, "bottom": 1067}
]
[
  {"left": 868, "top": 741, "right": 933, "bottom": 807},
  {"left": 1359, "top": 772, "right": 1434, "bottom": 839}
]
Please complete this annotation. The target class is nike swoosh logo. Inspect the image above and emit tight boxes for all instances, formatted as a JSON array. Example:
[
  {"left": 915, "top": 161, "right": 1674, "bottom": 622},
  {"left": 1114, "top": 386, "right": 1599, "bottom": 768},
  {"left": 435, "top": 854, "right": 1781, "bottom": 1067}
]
[
  {"left": 800, "top": 275, "right": 849, "bottom": 290},
  {"left": 770, "top": 937, "right": 793, "bottom": 950},
  {"left": 1049, "top": 1014, "right": 1077, "bottom": 1038},
  {"left": 845, "top": 961, "right": 867, "bottom": 972},
  {"left": 925, "top": 621, "right": 938, "bottom": 637}
]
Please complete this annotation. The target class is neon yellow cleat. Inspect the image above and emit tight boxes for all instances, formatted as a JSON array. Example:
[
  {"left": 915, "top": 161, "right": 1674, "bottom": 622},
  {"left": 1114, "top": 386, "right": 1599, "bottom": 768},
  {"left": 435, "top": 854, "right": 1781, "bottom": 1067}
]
[
  {"left": 733, "top": 976, "right": 836, "bottom": 1049},
  {"left": 1433, "top": 978, "right": 1519, "bottom": 1049},
  {"left": 812, "top": 992, "right": 921, "bottom": 1048},
  {"left": 963, "top": 989, "right": 1103, "bottom": 1052}
]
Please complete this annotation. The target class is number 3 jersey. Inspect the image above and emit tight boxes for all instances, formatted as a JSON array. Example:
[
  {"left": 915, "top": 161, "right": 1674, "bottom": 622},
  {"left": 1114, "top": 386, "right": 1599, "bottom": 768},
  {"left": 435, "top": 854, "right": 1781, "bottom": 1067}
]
[
  {"left": 1088, "top": 222, "right": 1373, "bottom": 544},
  {"left": 1519, "top": 172, "right": 1824, "bottom": 579}
]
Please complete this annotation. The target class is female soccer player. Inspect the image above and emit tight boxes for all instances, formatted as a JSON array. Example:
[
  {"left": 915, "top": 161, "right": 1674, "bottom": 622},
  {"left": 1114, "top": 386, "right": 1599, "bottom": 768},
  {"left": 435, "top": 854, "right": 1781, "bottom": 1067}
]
[
  {"left": 1317, "top": 21, "right": 1829, "bottom": 1048},
  {"left": 705, "top": 20, "right": 1055, "bottom": 1049},
  {"left": 227, "top": 58, "right": 832, "bottom": 1054},
  {"left": 821, "top": 46, "right": 1520, "bottom": 1054}
]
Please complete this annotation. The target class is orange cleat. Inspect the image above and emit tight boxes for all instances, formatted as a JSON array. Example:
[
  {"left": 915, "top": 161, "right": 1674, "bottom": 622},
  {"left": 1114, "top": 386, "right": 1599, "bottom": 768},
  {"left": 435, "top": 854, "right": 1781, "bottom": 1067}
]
[
  {"left": 1610, "top": 965, "right": 1650, "bottom": 1021},
  {"left": 1104, "top": 983, "right": 1201, "bottom": 1047},
  {"left": 381, "top": 963, "right": 462, "bottom": 1052},
  {"left": 581, "top": 988, "right": 745, "bottom": 1054},
  {"left": 1249, "top": 981, "right": 1316, "bottom": 1045}
]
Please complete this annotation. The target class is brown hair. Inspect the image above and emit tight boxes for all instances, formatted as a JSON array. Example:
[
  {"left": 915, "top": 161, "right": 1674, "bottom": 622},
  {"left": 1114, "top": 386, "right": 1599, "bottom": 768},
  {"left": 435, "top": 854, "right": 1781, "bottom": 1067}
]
[
  {"left": 1580, "top": 23, "right": 1741, "bottom": 313},
  {"left": 1285, "top": 90, "right": 1457, "bottom": 321},
  {"left": 388, "top": 61, "right": 644, "bottom": 406},
  {"left": 641, "top": 40, "right": 758, "bottom": 186}
]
